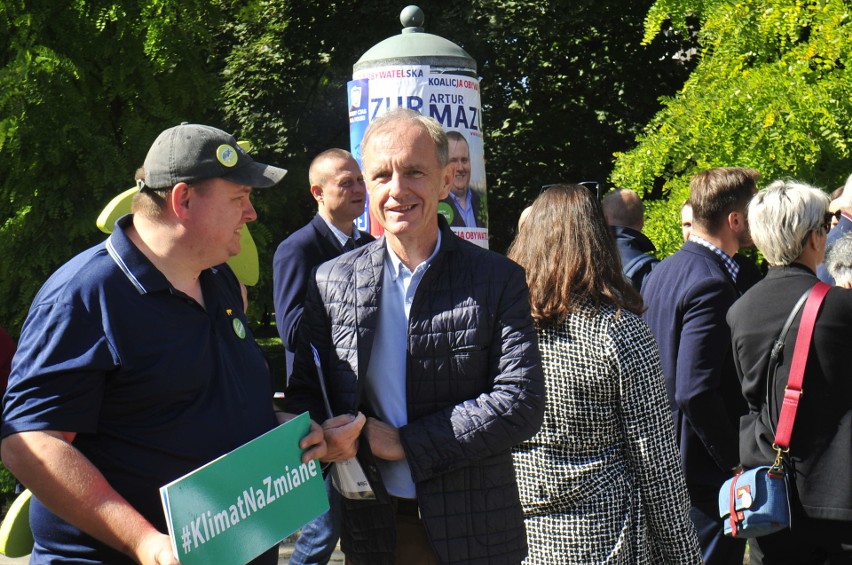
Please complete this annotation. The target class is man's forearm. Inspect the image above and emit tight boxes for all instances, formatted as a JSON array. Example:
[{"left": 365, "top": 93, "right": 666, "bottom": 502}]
[{"left": 1, "top": 431, "right": 176, "bottom": 565}]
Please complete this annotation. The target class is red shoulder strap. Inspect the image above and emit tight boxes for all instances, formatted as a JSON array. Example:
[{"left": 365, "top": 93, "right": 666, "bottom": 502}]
[{"left": 774, "top": 281, "right": 830, "bottom": 448}]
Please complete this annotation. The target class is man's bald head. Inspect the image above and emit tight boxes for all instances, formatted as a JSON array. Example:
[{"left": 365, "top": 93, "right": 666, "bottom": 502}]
[{"left": 602, "top": 189, "right": 644, "bottom": 231}]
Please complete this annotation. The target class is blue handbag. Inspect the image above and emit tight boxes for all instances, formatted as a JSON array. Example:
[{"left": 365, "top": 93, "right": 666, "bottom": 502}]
[{"left": 718, "top": 466, "right": 790, "bottom": 538}]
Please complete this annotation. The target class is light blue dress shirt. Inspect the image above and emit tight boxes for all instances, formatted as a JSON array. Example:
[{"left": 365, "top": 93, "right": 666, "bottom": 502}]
[
  {"left": 364, "top": 231, "right": 442, "bottom": 498},
  {"left": 448, "top": 188, "right": 477, "bottom": 228}
]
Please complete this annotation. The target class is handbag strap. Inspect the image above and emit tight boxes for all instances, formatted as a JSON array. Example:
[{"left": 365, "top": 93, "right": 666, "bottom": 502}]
[
  {"left": 769, "top": 290, "right": 811, "bottom": 365},
  {"left": 765, "top": 289, "right": 810, "bottom": 433},
  {"left": 727, "top": 474, "right": 742, "bottom": 537},
  {"left": 773, "top": 281, "right": 831, "bottom": 450}
]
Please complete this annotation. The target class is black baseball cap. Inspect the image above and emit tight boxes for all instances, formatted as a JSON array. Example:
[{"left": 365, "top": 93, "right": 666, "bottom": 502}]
[{"left": 141, "top": 124, "right": 287, "bottom": 189}]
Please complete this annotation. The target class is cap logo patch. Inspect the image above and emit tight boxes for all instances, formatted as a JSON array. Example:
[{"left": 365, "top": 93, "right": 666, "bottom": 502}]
[{"left": 216, "top": 144, "right": 239, "bottom": 168}]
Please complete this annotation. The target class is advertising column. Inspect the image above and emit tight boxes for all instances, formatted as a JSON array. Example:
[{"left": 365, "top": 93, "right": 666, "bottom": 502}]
[{"left": 349, "top": 6, "right": 488, "bottom": 248}]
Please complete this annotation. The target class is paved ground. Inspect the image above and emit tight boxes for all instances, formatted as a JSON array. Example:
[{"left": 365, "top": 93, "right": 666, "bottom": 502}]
[{"left": 0, "top": 536, "right": 345, "bottom": 564}]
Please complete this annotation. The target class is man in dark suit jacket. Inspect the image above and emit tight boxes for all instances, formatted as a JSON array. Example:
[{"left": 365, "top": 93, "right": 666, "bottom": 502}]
[
  {"left": 643, "top": 167, "right": 758, "bottom": 565},
  {"left": 273, "top": 149, "right": 374, "bottom": 381},
  {"left": 439, "top": 131, "right": 485, "bottom": 228},
  {"left": 272, "top": 148, "right": 373, "bottom": 565}
]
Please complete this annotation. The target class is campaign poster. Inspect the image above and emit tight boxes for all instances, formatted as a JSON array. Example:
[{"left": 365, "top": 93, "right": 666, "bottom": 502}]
[{"left": 348, "top": 64, "right": 488, "bottom": 248}]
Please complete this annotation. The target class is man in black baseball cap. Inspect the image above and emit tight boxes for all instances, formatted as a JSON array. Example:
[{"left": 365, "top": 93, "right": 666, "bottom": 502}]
[{"left": 2, "top": 124, "right": 325, "bottom": 565}]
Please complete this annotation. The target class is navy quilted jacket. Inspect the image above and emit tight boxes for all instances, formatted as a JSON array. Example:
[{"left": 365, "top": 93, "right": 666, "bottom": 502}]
[{"left": 284, "top": 219, "right": 545, "bottom": 564}]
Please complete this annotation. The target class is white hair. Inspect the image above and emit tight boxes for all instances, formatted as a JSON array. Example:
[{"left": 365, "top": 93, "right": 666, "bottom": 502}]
[
  {"left": 826, "top": 233, "right": 852, "bottom": 286},
  {"left": 748, "top": 180, "right": 829, "bottom": 266}
]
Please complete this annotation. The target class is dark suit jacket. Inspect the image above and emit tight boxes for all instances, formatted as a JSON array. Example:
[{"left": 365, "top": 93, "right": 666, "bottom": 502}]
[
  {"left": 642, "top": 241, "right": 747, "bottom": 487},
  {"left": 272, "top": 214, "right": 373, "bottom": 378},
  {"left": 728, "top": 264, "right": 852, "bottom": 521},
  {"left": 442, "top": 189, "right": 484, "bottom": 228}
]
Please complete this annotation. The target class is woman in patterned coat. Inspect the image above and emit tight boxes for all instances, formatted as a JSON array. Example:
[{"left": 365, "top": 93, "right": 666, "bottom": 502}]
[{"left": 507, "top": 184, "right": 702, "bottom": 565}]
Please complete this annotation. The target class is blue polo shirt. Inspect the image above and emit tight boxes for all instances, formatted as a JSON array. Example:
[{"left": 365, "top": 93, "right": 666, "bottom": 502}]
[{"left": 2, "top": 215, "right": 278, "bottom": 564}]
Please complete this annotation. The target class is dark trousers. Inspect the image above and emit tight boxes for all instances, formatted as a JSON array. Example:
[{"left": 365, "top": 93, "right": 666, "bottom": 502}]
[
  {"left": 344, "top": 497, "right": 438, "bottom": 565},
  {"left": 689, "top": 483, "right": 747, "bottom": 565}
]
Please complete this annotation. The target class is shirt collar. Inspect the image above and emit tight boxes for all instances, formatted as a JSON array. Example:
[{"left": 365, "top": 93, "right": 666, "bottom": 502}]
[
  {"left": 689, "top": 234, "right": 740, "bottom": 282},
  {"left": 107, "top": 214, "right": 221, "bottom": 296},
  {"left": 319, "top": 214, "right": 359, "bottom": 248},
  {"left": 384, "top": 230, "right": 443, "bottom": 281},
  {"left": 106, "top": 214, "right": 173, "bottom": 294}
]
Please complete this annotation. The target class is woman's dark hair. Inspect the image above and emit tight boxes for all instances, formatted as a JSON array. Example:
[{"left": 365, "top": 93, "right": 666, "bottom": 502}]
[{"left": 507, "top": 184, "right": 644, "bottom": 327}]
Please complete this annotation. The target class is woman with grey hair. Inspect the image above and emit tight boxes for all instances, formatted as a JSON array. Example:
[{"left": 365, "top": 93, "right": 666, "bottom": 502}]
[{"left": 727, "top": 180, "right": 852, "bottom": 563}]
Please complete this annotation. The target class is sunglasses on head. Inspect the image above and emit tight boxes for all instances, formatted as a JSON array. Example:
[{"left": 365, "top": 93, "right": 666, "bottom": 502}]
[{"left": 540, "top": 181, "right": 601, "bottom": 200}]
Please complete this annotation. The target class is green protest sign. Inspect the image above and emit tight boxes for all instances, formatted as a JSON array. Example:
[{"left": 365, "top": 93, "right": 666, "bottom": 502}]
[{"left": 160, "top": 412, "right": 328, "bottom": 565}]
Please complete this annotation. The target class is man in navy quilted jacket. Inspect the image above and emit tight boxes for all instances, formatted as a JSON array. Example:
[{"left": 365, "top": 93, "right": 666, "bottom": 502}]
[{"left": 284, "top": 108, "right": 545, "bottom": 565}]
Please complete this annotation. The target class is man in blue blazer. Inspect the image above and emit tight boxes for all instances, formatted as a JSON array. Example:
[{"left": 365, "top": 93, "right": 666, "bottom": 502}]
[
  {"left": 643, "top": 167, "right": 758, "bottom": 565},
  {"left": 272, "top": 148, "right": 374, "bottom": 565},
  {"left": 273, "top": 149, "right": 374, "bottom": 381}
]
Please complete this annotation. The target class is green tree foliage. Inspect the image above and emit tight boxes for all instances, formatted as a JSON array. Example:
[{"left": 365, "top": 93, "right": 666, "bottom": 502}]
[
  {"left": 0, "top": 0, "right": 225, "bottom": 333},
  {"left": 468, "top": 0, "right": 696, "bottom": 251},
  {"left": 612, "top": 0, "right": 852, "bottom": 257}
]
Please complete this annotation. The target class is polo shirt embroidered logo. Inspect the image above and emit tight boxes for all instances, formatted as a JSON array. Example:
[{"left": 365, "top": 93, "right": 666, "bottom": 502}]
[
  {"left": 232, "top": 318, "right": 246, "bottom": 339},
  {"left": 217, "top": 145, "right": 239, "bottom": 167}
]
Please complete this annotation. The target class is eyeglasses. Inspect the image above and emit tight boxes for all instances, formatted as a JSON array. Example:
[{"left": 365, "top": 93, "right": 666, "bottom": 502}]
[
  {"left": 800, "top": 212, "right": 833, "bottom": 248},
  {"left": 540, "top": 181, "right": 601, "bottom": 200},
  {"left": 806, "top": 213, "right": 832, "bottom": 241}
]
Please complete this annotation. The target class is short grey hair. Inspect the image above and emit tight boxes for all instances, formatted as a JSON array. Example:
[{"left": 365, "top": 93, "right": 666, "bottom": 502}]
[
  {"left": 748, "top": 179, "right": 829, "bottom": 266},
  {"left": 361, "top": 108, "right": 449, "bottom": 167},
  {"left": 826, "top": 233, "right": 852, "bottom": 286}
]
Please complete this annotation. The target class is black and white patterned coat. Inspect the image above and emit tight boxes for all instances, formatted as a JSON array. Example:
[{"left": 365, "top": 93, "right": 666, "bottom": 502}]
[{"left": 512, "top": 301, "right": 702, "bottom": 564}]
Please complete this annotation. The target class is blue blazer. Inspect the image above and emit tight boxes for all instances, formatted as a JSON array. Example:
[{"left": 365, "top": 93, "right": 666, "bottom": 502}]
[
  {"left": 642, "top": 241, "right": 747, "bottom": 487},
  {"left": 611, "top": 226, "right": 659, "bottom": 292},
  {"left": 272, "top": 214, "right": 373, "bottom": 378}
]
